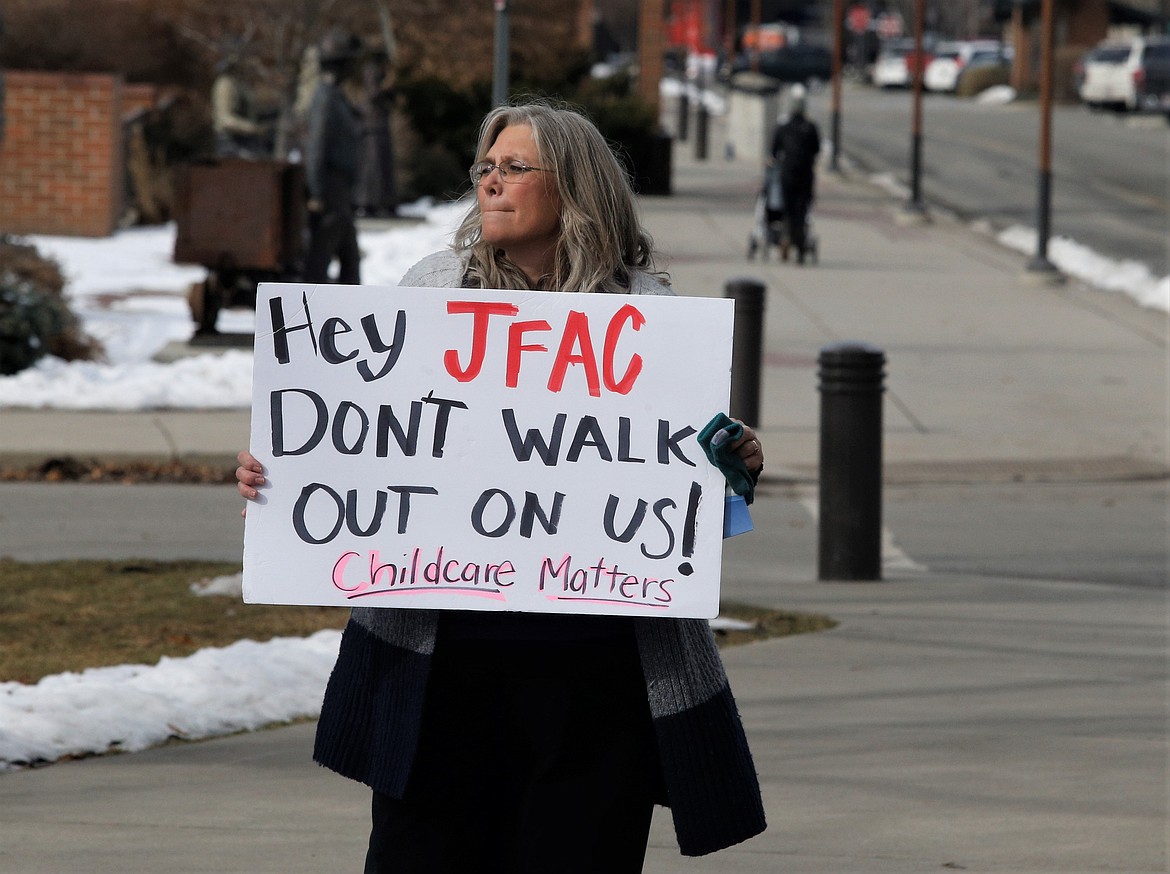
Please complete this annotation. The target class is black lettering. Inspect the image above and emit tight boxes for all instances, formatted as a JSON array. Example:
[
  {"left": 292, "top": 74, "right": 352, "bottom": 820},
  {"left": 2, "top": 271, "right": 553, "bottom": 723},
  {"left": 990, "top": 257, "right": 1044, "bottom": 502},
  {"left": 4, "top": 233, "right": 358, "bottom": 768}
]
[
  {"left": 356, "top": 311, "right": 407, "bottom": 382},
  {"left": 472, "top": 489, "right": 516, "bottom": 538},
  {"left": 344, "top": 488, "right": 387, "bottom": 536},
  {"left": 604, "top": 495, "right": 648, "bottom": 543},
  {"left": 292, "top": 483, "right": 345, "bottom": 544},
  {"left": 269, "top": 293, "right": 317, "bottom": 364},
  {"left": 682, "top": 481, "right": 702, "bottom": 558},
  {"left": 331, "top": 400, "right": 369, "bottom": 454},
  {"left": 657, "top": 420, "right": 698, "bottom": 466},
  {"left": 386, "top": 485, "right": 439, "bottom": 534},
  {"left": 271, "top": 389, "right": 328, "bottom": 457},
  {"left": 421, "top": 391, "right": 469, "bottom": 458},
  {"left": 519, "top": 491, "right": 565, "bottom": 537},
  {"left": 566, "top": 415, "right": 613, "bottom": 463},
  {"left": 617, "top": 417, "right": 646, "bottom": 463},
  {"left": 320, "top": 317, "right": 357, "bottom": 365},
  {"left": 501, "top": 409, "right": 567, "bottom": 465},
  {"left": 376, "top": 401, "right": 422, "bottom": 457},
  {"left": 641, "top": 497, "right": 677, "bottom": 559}
]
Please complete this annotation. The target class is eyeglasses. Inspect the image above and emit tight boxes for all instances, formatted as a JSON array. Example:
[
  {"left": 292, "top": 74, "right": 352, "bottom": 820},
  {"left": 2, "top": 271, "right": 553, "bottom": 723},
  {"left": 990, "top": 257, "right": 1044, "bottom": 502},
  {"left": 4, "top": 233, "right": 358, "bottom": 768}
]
[{"left": 469, "top": 160, "right": 547, "bottom": 185}]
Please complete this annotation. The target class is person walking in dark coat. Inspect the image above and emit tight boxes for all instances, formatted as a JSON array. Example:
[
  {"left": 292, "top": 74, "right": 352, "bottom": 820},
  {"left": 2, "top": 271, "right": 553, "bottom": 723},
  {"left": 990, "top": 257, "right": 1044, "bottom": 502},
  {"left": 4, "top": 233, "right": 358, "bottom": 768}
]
[
  {"left": 354, "top": 45, "right": 398, "bottom": 218},
  {"left": 303, "top": 30, "right": 363, "bottom": 285},
  {"left": 769, "top": 84, "right": 821, "bottom": 264}
]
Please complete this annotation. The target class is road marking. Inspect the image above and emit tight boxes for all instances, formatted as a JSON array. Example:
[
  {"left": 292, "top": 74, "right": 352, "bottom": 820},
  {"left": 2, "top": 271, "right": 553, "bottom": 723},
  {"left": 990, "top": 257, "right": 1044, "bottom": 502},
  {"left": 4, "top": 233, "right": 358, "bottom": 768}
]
[{"left": 798, "top": 492, "right": 930, "bottom": 575}]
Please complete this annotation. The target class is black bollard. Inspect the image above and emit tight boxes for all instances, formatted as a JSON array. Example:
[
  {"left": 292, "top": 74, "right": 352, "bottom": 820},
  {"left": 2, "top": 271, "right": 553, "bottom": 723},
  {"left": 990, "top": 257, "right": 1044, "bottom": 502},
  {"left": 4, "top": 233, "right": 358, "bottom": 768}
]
[
  {"left": 694, "top": 99, "right": 709, "bottom": 161},
  {"left": 817, "top": 341, "right": 885, "bottom": 581},
  {"left": 724, "top": 278, "right": 766, "bottom": 426},
  {"left": 677, "top": 91, "right": 690, "bottom": 142}
]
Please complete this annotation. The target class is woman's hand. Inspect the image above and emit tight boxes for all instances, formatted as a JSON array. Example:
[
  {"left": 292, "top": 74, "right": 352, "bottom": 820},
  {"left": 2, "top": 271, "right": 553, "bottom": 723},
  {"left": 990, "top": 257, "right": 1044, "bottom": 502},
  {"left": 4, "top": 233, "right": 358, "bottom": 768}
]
[
  {"left": 729, "top": 422, "right": 764, "bottom": 474},
  {"left": 236, "top": 449, "right": 265, "bottom": 518}
]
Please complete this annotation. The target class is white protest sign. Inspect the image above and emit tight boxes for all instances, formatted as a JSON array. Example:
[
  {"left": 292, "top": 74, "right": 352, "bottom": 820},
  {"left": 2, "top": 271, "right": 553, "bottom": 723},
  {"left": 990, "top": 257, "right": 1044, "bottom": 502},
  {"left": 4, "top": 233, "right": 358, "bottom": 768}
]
[{"left": 243, "top": 282, "right": 734, "bottom": 618}]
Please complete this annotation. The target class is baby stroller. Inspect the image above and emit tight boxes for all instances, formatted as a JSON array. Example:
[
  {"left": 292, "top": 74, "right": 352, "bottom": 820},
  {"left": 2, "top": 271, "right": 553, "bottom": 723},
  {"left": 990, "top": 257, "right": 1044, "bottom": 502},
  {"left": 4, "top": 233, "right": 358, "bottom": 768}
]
[
  {"left": 746, "top": 164, "right": 818, "bottom": 264},
  {"left": 747, "top": 163, "right": 785, "bottom": 261}
]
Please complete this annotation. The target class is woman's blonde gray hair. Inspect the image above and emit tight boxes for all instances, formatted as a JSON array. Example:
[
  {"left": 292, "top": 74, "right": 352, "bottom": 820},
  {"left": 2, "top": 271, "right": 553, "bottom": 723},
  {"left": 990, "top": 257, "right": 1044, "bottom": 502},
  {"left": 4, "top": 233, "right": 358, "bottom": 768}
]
[{"left": 453, "top": 101, "right": 659, "bottom": 293}]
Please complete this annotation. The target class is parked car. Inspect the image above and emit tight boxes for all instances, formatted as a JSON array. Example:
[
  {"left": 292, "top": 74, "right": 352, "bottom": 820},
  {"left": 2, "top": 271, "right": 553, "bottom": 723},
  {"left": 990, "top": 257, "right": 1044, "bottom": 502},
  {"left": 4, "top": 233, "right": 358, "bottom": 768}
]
[
  {"left": 871, "top": 39, "right": 932, "bottom": 89},
  {"left": 924, "top": 40, "right": 1006, "bottom": 92},
  {"left": 1075, "top": 35, "right": 1170, "bottom": 112},
  {"left": 723, "top": 43, "right": 833, "bottom": 85}
]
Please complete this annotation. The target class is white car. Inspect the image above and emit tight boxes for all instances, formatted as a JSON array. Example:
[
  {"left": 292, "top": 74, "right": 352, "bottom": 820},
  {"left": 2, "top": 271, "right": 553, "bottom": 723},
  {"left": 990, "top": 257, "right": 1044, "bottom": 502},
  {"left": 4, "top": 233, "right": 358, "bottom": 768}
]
[
  {"left": 924, "top": 40, "right": 1005, "bottom": 93},
  {"left": 871, "top": 40, "right": 915, "bottom": 88},
  {"left": 1076, "top": 36, "right": 1170, "bottom": 112}
]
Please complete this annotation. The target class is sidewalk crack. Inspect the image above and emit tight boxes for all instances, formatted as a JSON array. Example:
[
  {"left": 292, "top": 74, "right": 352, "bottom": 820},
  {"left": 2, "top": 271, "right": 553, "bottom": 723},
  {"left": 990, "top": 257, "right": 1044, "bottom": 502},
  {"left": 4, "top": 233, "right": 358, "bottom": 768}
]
[{"left": 150, "top": 416, "right": 180, "bottom": 461}]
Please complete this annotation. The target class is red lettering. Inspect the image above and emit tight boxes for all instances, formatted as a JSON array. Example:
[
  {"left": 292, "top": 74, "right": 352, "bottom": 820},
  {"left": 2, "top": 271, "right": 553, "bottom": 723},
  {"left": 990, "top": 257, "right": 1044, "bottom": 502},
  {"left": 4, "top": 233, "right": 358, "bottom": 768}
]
[
  {"left": 443, "top": 301, "right": 519, "bottom": 382},
  {"left": 443, "top": 300, "right": 645, "bottom": 396},
  {"left": 603, "top": 304, "right": 645, "bottom": 394},
  {"left": 506, "top": 319, "right": 551, "bottom": 388},
  {"left": 547, "top": 310, "right": 601, "bottom": 397}
]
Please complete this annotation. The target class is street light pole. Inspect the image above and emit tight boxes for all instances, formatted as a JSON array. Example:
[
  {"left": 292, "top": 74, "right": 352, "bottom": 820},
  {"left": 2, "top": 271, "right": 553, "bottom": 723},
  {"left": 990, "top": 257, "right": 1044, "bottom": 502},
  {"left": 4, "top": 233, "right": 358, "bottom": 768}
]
[
  {"left": 904, "top": 0, "right": 928, "bottom": 218},
  {"left": 492, "top": 0, "right": 510, "bottom": 108},
  {"left": 830, "top": 0, "right": 843, "bottom": 172},
  {"left": 750, "top": 0, "right": 760, "bottom": 73},
  {"left": 1027, "top": 0, "right": 1061, "bottom": 278}
]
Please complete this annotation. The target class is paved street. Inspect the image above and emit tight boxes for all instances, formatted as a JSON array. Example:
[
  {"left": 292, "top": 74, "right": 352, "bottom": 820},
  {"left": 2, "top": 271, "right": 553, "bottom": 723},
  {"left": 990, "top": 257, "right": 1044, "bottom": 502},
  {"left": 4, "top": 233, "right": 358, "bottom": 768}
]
[{"left": 817, "top": 82, "right": 1170, "bottom": 276}]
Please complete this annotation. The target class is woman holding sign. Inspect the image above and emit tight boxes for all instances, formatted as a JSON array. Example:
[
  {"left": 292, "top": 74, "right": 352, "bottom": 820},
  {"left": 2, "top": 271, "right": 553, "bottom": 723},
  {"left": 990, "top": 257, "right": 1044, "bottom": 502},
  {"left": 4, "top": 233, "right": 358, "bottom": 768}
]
[{"left": 237, "top": 101, "right": 766, "bottom": 873}]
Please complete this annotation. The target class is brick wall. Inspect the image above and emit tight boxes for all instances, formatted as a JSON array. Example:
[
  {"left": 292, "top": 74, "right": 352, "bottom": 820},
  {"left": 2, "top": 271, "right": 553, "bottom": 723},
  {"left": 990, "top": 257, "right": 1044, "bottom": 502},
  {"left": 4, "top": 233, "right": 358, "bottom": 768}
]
[{"left": 0, "top": 71, "right": 125, "bottom": 237}]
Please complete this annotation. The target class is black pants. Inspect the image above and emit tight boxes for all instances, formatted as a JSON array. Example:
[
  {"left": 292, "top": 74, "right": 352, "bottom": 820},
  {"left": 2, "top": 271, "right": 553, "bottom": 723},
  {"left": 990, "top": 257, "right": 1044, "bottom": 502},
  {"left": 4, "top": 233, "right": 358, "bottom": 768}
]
[
  {"left": 363, "top": 635, "right": 663, "bottom": 874},
  {"left": 305, "top": 195, "right": 360, "bottom": 285},
  {"left": 786, "top": 171, "right": 814, "bottom": 258}
]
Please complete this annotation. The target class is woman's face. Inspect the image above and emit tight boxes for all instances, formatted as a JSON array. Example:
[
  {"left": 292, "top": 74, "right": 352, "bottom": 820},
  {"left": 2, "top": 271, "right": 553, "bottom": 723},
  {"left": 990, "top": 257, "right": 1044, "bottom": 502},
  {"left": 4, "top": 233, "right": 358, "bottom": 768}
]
[{"left": 477, "top": 124, "right": 562, "bottom": 278}]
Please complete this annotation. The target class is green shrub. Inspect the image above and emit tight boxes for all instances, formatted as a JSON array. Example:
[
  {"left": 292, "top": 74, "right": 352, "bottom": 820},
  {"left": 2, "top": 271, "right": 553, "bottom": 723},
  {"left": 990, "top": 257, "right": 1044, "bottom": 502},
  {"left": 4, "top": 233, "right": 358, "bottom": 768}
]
[
  {"left": 571, "top": 79, "right": 663, "bottom": 193},
  {"left": 395, "top": 77, "right": 491, "bottom": 200},
  {"left": 956, "top": 64, "right": 1011, "bottom": 98},
  {"left": 394, "top": 60, "right": 663, "bottom": 200},
  {"left": 0, "top": 237, "right": 102, "bottom": 376}
]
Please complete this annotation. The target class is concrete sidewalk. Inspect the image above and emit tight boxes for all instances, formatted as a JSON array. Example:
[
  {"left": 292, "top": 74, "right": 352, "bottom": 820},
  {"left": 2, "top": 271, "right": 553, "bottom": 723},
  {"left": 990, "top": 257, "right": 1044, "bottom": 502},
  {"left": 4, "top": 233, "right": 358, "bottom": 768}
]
[{"left": 0, "top": 121, "right": 1167, "bottom": 873}]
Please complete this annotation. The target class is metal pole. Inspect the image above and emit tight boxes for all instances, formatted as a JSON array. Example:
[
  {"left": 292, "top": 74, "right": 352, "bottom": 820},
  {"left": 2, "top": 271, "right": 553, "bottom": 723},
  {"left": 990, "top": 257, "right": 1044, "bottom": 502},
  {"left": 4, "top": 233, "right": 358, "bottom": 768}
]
[
  {"left": 492, "top": 0, "right": 510, "bottom": 108},
  {"left": 830, "top": 0, "right": 844, "bottom": 172},
  {"left": 750, "top": 0, "right": 761, "bottom": 73},
  {"left": 1027, "top": 0, "right": 1060, "bottom": 275},
  {"left": 725, "top": 278, "right": 766, "bottom": 427},
  {"left": 817, "top": 342, "right": 885, "bottom": 581},
  {"left": 724, "top": 0, "right": 736, "bottom": 60},
  {"left": 694, "top": 88, "right": 709, "bottom": 160},
  {"left": 906, "top": 0, "right": 926, "bottom": 214}
]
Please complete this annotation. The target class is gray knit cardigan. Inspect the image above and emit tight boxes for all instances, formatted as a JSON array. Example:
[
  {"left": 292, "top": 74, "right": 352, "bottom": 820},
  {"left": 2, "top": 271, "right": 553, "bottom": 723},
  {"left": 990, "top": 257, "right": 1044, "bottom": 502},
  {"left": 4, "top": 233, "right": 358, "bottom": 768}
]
[{"left": 312, "top": 250, "right": 767, "bottom": 857}]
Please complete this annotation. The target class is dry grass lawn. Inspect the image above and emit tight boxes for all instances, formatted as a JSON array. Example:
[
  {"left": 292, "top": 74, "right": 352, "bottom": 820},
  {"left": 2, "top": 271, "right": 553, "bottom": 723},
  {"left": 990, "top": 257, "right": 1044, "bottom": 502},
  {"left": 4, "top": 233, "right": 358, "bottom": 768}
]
[{"left": 0, "top": 558, "right": 835, "bottom": 685}]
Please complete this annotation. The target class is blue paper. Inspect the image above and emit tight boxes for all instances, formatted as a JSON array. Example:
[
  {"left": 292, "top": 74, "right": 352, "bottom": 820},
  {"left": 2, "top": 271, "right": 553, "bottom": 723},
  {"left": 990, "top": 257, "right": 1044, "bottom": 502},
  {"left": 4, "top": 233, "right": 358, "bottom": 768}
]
[{"left": 723, "top": 494, "right": 754, "bottom": 538}]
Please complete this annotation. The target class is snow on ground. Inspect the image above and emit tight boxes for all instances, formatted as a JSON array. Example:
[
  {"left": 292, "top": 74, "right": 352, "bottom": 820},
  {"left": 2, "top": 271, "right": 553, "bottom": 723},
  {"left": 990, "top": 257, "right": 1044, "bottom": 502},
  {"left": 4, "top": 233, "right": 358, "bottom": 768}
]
[
  {"left": 0, "top": 199, "right": 467, "bottom": 410},
  {"left": 975, "top": 85, "right": 1017, "bottom": 105},
  {"left": 0, "top": 569, "right": 753, "bottom": 769},
  {"left": 1, "top": 154, "right": 1164, "bottom": 770},
  {"left": 855, "top": 172, "right": 1169, "bottom": 314},
  {"left": 997, "top": 225, "right": 1170, "bottom": 312},
  {"left": 0, "top": 628, "right": 343, "bottom": 769}
]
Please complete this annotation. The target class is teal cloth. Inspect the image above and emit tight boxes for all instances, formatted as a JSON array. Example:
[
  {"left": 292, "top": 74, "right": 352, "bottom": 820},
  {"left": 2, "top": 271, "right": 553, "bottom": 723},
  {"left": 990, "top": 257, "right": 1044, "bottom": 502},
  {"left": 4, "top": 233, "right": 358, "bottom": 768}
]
[{"left": 697, "top": 413, "right": 756, "bottom": 505}]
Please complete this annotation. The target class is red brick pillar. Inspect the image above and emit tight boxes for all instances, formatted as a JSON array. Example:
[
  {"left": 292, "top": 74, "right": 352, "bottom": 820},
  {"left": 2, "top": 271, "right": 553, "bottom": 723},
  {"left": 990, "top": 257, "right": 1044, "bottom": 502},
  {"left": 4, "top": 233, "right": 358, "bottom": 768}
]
[{"left": 0, "top": 71, "right": 125, "bottom": 237}]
